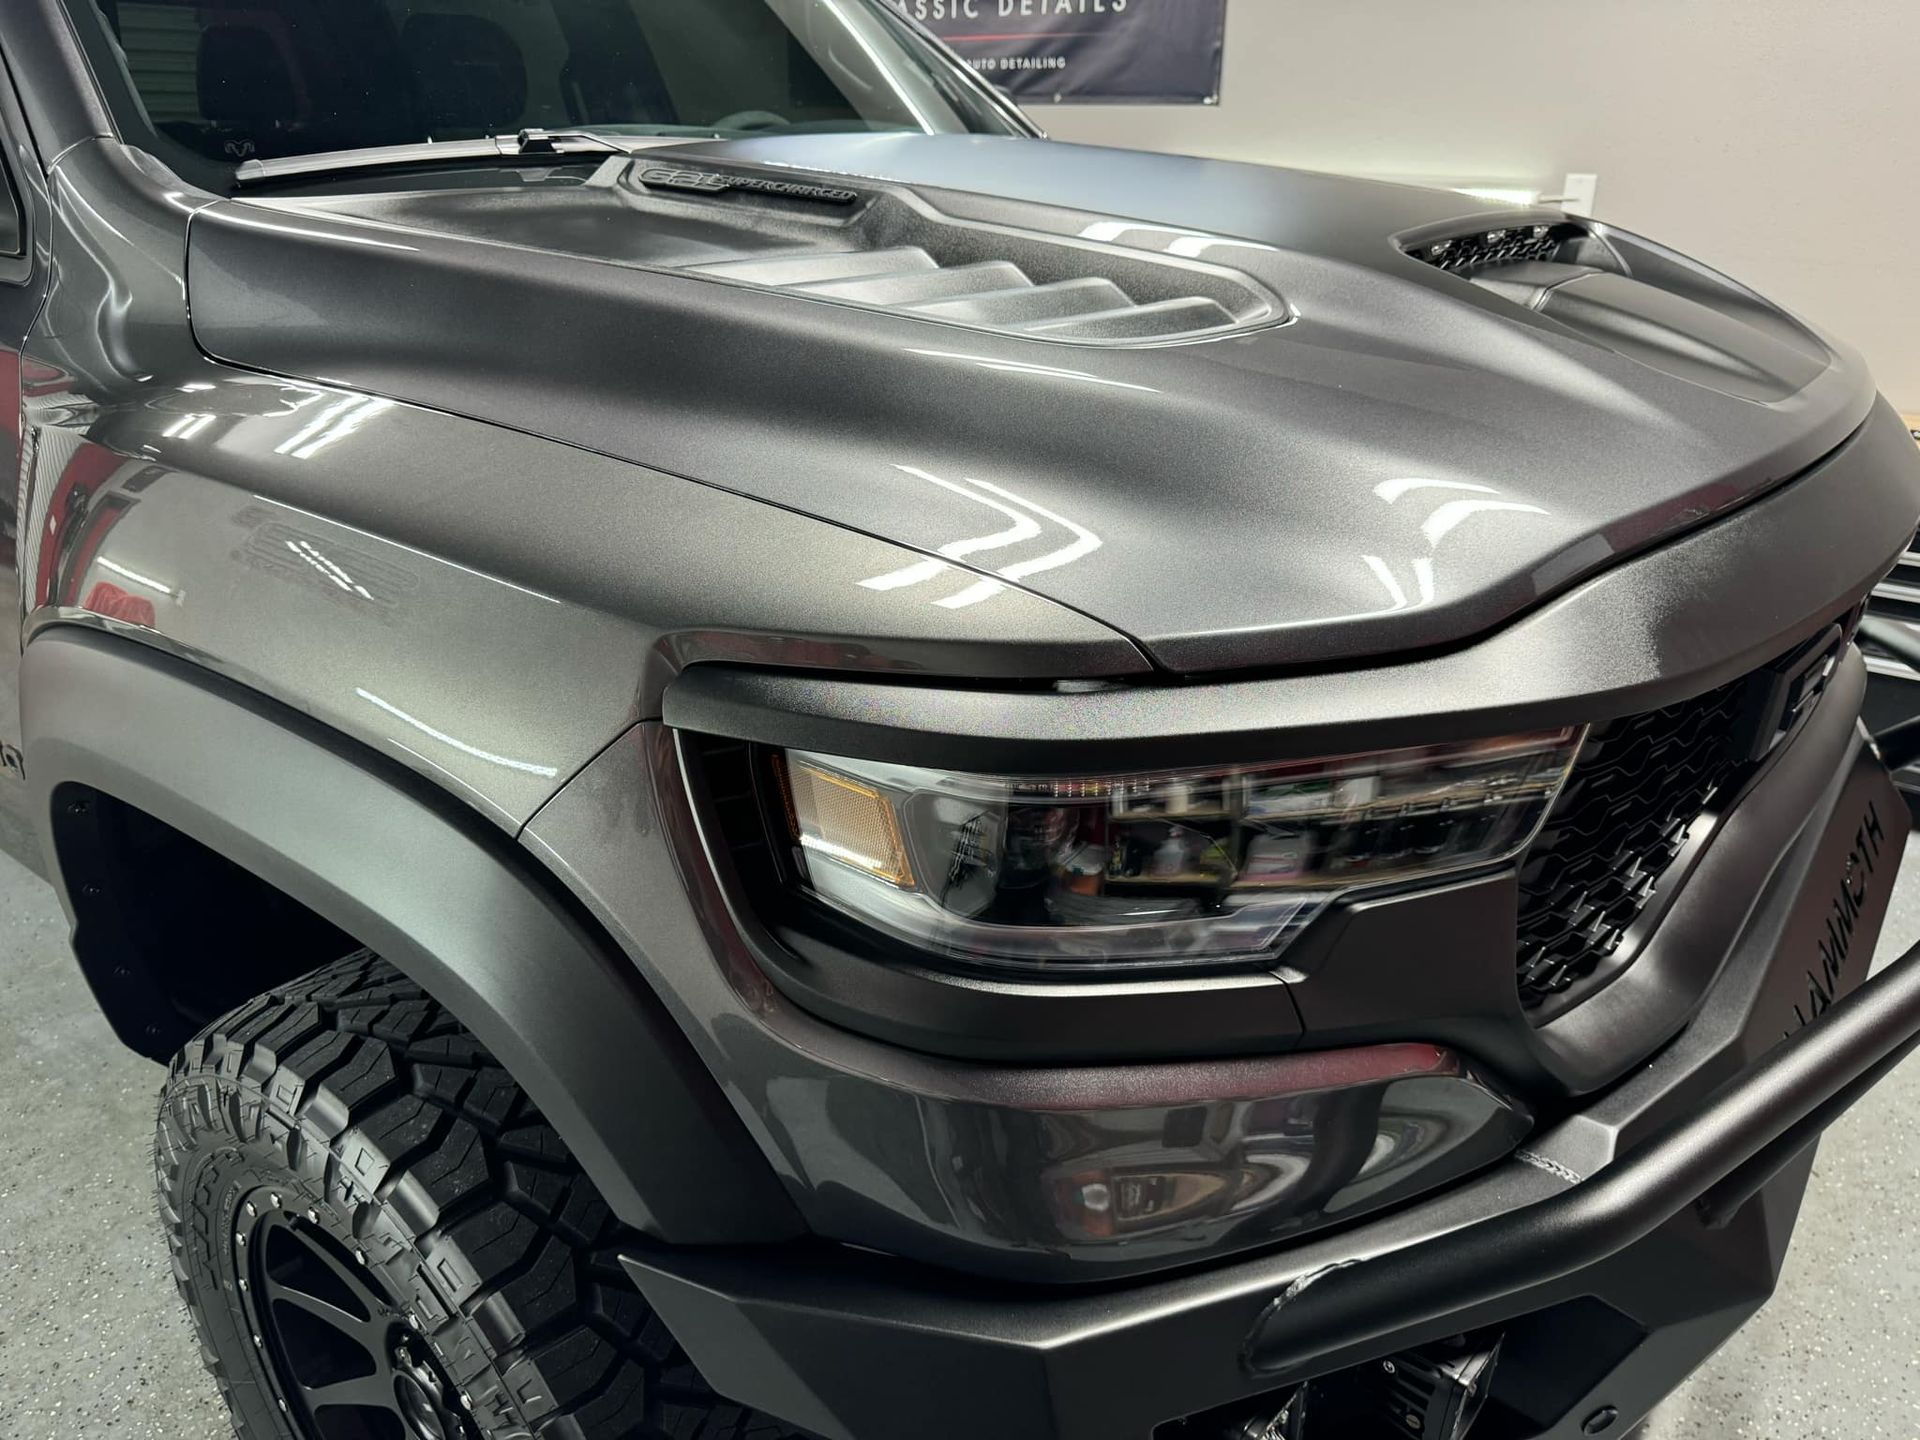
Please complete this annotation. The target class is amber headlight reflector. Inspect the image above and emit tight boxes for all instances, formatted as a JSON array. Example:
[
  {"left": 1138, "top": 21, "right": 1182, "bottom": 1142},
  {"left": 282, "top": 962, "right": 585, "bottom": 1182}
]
[
  {"left": 769, "top": 729, "right": 1582, "bottom": 975},
  {"left": 782, "top": 757, "right": 916, "bottom": 887}
]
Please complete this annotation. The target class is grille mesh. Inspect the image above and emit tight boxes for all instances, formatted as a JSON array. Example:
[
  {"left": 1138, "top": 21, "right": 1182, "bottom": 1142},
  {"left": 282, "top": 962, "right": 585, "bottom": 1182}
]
[
  {"left": 1514, "top": 680, "right": 1750, "bottom": 1009},
  {"left": 1409, "top": 222, "right": 1584, "bottom": 274}
]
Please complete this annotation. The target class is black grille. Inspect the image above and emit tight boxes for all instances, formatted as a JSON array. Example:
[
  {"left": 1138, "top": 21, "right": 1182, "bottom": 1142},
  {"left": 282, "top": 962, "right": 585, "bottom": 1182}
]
[
  {"left": 1407, "top": 221, "right": 1585, "bottom": 274},
  {"left": 1514, "top": 680, "right": 1751, "bottom": 1009},
  {"left": 1859, "top": 419, "right": 1920, "bottom": 670},
  {"left": 1861, "top": 523, "right": 1920, "bottom": 636}
]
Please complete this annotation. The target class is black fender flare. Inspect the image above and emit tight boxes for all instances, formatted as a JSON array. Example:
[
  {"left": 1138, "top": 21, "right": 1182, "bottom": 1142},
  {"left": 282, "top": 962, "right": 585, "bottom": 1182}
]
[{"left": 21, "top": 626, "right": 802, "bottom": 1245}]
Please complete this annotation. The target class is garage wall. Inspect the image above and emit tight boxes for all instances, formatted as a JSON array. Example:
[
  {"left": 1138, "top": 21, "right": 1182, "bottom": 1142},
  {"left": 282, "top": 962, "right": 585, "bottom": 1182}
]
[{"left": 1029, "top": 0, "right": 1920, "bottom": 410}]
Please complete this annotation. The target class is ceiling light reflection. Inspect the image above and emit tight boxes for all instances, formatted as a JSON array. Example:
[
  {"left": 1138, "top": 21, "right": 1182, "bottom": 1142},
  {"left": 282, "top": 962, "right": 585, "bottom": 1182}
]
[
  {"left": 273, "top": 396, "right": 395, "bottom": 460},
  {"left": 1376, "top": 475, "right": 1550, "bottom": 546},
  {"left": 286, "top": 538, "right": 373, "bottom": 600},
  {"left": 356, "top": 688, "right": 558, "bottom": 777},
  {"left": 1419, "top": 498, "right": 1549, "bottom": 548},
  {"left": 162, "top": 413, "right": 215, "bottom": 440},
  {"left": 1077, "top": 220, "right": 1279, "bottom": 261},
  {"left": 1373, "top": 476, "right": 1500, "bottom": 504},
  {"left": 858, "top": 464, "right": 1102, "bottom": 610},
  {"left": 95, "top": 556, "right": 176, "bottom": 596}
]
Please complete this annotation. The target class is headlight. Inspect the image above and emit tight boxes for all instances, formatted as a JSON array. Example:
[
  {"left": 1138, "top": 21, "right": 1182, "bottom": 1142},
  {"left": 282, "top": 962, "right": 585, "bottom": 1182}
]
[{"left": 771, "top": 728, "right": 1583, "bottom": 974}]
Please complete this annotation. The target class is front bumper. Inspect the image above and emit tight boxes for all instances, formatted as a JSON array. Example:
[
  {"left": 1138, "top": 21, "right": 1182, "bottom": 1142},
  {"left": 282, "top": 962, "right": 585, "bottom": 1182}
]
[{"left": 622, "top": 735, "right": 1914, "bottom": 1439}]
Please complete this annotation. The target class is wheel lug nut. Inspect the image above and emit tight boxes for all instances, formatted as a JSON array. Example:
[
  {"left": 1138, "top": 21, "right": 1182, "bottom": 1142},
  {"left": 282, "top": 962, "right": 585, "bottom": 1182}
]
[
  {"left": 269, "top": 1193, "right": 282, "bottom": 1208},
  {"left": 306, "top": 1208, "right": 319, "bottom": 1225},
  {"left": 355, "top": 1248, "right": 367, "bottom": 1266},
  {"left": 244, "top": 1202, "right": 257, "bottom": 1218}
]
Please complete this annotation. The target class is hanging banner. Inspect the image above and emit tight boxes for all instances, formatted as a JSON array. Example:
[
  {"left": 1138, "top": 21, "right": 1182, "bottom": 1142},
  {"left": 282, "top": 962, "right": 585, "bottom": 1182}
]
[{"left": 889, "top": 1, "right": 1228, "bottom": 106}]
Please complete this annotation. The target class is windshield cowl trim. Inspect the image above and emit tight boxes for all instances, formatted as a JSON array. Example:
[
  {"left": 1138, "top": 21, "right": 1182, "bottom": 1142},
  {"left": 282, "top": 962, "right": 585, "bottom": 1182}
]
[{"left": 233, "top": 132, "right": 692, "bottom": 189}]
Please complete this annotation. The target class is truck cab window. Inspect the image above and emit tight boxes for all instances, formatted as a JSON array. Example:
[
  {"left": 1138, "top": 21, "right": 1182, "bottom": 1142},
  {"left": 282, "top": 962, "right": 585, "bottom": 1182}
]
[{"left": 91, "top": 0, "right": 1016, "bottom": 178}]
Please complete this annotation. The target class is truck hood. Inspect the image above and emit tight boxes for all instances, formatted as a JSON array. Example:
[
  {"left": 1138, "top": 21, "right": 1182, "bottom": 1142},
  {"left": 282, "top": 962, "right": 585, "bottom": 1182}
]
[{"left": 185, "top": 132, "right": 1877, "bottom": 674}]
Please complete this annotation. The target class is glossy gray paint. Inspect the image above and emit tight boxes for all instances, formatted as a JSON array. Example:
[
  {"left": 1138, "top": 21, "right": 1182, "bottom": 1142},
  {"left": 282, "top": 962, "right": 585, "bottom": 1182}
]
[
  {"left": 0, "top": 0, "right": 112, "bottom": 158},
  {"left": 0, "top": 0, "right": 1919, "bottom": 1411},
  {"left": 661, "top": 403, "right": 1920, "bottom": 773},
  {"left": 8, "top": 136, "right": 1144, "bottom": 834},
  {"left": 184, "top": 132, "right": 1875, "bottom": 673},
  {"left": 0, "top": 0, "right": 1904, "bottom": 850},
  {"left": 0, "top": 0, "right": 1152, "bottom": 1259},
  {"left": 0, "top": 40, "right": 53, "bottom": 870}
]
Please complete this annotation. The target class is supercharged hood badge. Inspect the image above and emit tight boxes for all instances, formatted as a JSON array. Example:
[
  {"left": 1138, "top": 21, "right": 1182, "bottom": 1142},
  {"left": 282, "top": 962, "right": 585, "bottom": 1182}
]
[{"left": 638, "top": 166, "right": 860, "bottom": 206}]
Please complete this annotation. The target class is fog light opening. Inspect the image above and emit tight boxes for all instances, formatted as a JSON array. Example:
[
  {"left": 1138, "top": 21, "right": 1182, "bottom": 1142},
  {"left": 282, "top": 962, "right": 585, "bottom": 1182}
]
[
  {"left": 1366, "top": 1334, "right": 1502, "bottom": 1438},
  {"left": 1161, "top": 1332, "right": 1503, "bottom": 1440}
]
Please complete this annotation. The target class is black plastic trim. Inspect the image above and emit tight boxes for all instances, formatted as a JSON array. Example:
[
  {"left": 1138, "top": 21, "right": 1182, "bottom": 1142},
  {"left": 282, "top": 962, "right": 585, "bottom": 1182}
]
[
  {"left": 19, "top": 626, "right": 803, "bottom": 1246},
  {"left": 624, "top": 923, "right": 1920, "bottom": 1439}
]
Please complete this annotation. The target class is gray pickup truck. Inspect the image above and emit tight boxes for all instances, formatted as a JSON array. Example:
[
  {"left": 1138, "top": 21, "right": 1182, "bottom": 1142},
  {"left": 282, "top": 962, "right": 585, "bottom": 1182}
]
[{"left": 0, "top": 3, "right": 1918, "bottom": 1439}]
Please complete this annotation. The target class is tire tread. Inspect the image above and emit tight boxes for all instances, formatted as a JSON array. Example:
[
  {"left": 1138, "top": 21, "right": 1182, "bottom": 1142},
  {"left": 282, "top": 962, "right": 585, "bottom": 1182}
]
[{"left": 157, "top": 951, "right": 806, "bottom": 1440}]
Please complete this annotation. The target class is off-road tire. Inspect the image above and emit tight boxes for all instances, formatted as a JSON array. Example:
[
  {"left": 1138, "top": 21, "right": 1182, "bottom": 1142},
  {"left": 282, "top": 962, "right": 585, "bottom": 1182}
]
[{"left": 157, "top": 950, "right": 805, "bottom": 1439}]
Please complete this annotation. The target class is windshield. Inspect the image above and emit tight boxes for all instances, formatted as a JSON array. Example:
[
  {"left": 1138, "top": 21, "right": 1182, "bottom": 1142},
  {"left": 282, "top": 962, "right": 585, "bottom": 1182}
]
[{"left": 75, "top": 0, "right": 1023, "bottom": 184}]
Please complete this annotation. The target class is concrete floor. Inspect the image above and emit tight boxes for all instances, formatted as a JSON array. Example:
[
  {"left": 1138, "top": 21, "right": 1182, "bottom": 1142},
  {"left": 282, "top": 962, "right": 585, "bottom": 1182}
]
[{"left": 1, "top": 847, "right": 1918, "bottom": 1438}]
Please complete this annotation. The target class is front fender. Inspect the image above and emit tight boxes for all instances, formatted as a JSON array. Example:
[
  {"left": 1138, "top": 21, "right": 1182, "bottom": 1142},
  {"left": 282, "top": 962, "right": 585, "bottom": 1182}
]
[{"left": 21, "top": 626, "right": 802, "bottom": 1245}]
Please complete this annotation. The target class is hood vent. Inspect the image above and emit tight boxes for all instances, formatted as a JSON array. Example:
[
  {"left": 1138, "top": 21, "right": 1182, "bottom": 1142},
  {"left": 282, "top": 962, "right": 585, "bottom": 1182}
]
[
  {"left": 621, "top": 161, "right": 1282, "bottom": 347},
  {"left": 1405, "top": 221, "right": 1587, "bottom": 274},
  {"left": 686, "top": 246, "right": 1240, "bottom": 344}
]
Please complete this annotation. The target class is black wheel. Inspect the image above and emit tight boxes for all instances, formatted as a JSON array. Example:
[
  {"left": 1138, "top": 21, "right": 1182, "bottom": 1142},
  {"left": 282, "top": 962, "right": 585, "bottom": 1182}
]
[{"left": 157, "top": 951, "right": 806, "bottom": 1440}]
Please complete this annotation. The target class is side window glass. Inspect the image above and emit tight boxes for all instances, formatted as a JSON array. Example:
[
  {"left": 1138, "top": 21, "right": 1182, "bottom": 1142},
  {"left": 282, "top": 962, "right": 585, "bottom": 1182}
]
[
  {"left": 0, "top": 162, "right": 21, "bottom": 259},
  {"left": 0, "top": 44, "right": 20, "bottom": 258}
]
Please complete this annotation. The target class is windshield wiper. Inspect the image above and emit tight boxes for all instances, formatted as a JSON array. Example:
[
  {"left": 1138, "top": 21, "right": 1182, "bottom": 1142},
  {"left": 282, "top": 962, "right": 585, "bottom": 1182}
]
[
  {"left": 232, "top": 129, "right": 682, "bottom": 188},
  {"left": 507, "top": 128, "right": 630, "bottom": 156}
]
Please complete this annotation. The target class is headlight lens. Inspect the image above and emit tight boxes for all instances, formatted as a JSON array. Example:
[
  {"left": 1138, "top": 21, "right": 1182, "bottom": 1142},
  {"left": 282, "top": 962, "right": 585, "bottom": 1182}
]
[{"left": 773, "top": 728, "right": 1583, "bottom": 974}]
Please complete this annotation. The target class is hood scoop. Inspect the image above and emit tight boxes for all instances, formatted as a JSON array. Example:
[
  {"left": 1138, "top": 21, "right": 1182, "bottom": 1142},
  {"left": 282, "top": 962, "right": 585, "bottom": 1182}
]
[
  {"left": 1401, "top": 219, "right": 1590, "bottom": 274},
  {"left": 620, "top": 161, "right": 1283, "bottom": 346},
  {"left": 685, "top": 245, "right": 1240, "bottom": 343}
]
